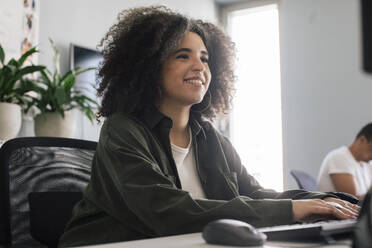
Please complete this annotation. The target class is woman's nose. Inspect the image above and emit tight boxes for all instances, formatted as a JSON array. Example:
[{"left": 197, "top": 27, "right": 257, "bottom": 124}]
[{"left": 191, "top": 58, "right": 205, "bottom": 71}]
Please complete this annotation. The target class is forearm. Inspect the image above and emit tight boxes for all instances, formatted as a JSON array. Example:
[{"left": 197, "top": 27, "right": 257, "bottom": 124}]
[{"left": 330, "top": 173, "right": 359, "bottom": 198}]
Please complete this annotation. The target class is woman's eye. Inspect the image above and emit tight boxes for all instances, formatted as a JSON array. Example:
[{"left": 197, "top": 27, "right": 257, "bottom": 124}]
[
  {"left": 201, "top": 57, "right": 209, "bottom": 63},
  {"left": 176, "top": 54, "right": 188, "bottom": 59}
]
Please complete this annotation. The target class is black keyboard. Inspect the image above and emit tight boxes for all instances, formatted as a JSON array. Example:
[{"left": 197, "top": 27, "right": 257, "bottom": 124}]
[{"left": 258, "top": 219, "right": 357, "bottom": 243}]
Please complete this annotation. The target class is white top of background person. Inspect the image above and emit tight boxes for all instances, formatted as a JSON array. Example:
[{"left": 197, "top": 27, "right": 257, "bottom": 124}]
[{"left": 318, "top": 123, "right": 372, "bottom": 199}]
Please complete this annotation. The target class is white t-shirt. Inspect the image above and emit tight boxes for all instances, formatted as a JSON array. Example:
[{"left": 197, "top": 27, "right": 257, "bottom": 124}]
[
  {"left": 317, "top": 146, "right": 372, "bottom": 196},
  {"left": 171, "top": 131, "right": 206, "bottom": 199}
]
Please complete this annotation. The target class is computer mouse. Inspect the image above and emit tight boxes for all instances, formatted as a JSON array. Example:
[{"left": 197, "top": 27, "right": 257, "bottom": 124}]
[{"left": 202, "top": 219, "right": 267, "bottom": 247}]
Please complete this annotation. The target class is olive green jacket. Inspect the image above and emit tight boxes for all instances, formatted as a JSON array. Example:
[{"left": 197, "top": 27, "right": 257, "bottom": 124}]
[{"left": 59, "top": 108, "right": 330, "bottom": 247}]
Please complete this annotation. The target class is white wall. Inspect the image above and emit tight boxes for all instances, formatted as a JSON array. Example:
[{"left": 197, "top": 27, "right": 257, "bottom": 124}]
[
  {"left": 0, "top": 0, "right": 24, "bottom": 60},
  {"left": 19, "top": 0, "right": 217, "bottom": 141},
  {"left": 279, "top": 0, "right": 372, "bottom": 189}
]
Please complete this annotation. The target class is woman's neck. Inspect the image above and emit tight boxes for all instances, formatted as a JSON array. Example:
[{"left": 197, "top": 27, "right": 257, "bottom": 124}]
[{"left": 158, "top": 104, "right": 191, "bottom": 148}]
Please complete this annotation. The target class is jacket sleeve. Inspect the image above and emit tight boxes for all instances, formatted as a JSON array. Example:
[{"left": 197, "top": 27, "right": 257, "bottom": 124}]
[
  {"left": 218, "top": 134, "right": 335, "bottom": 200},
  {"left": 88, "top": 117, "right": 297, "bottom": 239}
]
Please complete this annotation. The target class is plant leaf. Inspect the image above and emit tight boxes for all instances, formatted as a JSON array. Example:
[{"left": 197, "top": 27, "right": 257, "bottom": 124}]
[
  {"left": 49, "top": 38, "right": 61, "bottom": 75},
  {"left": 55, "top": 87, "right": 67, "bottom": 106},
  {"left": 0, "top": 44, "right": 4, "bottom": 65},
  {"left": 59, "top": 70, "right": 74, "bottom": 83},
  {"left": 14, "top": 65, "right": 45, "bottom": 82},
  {"left": 2, "top": 65, "right": 18, "bottom": 93},
  {"left": 74, "top": 66, "right": 96, "bottom": 76},
  {"left": 39, "top": 69, "right": 53, "bottom": 87},
  {"left": 0, "top": 67, "right": 4, "bottom": 85},
  {"left": 8, "top": 58, "right": 19, "bottom": 68},
  {"left": 18, "top": 47, "right": 38, "bottom": 66},
  {"left": 62, "top": 73, "right": 76, "bottom": 93}
]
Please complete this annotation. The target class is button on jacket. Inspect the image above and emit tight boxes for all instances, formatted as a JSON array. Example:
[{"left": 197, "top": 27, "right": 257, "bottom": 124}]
[{"left": 59, "top": 108, "right": 332, "bottom": 247}]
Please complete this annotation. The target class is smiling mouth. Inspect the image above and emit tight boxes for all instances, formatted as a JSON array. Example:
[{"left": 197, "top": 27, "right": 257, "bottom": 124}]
[{"left": 184, "top": 78, "right": 205, "bottom": 86}]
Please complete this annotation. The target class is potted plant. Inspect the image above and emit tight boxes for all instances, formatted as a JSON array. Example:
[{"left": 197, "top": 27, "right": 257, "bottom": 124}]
[
  {"left": 28, "top": 39, "right": 99, "bottom": 138},
  {"left": 0, "top": 44, "right": 45, "bottom": 141}
]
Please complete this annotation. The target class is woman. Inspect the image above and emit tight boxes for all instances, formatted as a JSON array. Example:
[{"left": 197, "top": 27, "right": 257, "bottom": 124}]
[{"left": 59, "top": 6, "right": 358, "bottom": 247}]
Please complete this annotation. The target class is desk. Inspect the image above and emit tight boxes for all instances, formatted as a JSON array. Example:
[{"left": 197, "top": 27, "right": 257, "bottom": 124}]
[{"left": 75, "top": 233, "right": 352, "bottom": 248}]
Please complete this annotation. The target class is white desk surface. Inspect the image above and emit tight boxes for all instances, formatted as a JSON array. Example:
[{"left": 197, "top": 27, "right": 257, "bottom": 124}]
[{"left": 76, "top": 232, "right": 352, "bottom": 248}]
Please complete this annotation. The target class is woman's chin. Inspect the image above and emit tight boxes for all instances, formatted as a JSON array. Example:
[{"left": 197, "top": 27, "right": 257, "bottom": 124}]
[{"left": 188, "top": 97, "right": 204, "bottom": 106}]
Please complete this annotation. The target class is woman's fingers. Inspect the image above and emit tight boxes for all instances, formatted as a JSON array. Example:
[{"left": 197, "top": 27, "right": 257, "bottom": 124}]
[
  {"left": 323, "top": 197, "right": 360, "bottom": 217},
  {"left": 292, "top": 198, "right": 359, "bottom": 223},
  {"left": 318, "top": 200, "right": 358, "bottom": 219},
  {"left": 340, "top": 201, "right": 360, "bottom": 214},
  {"left": 327, "top": 202, "right": 357, "bottom": 219}
]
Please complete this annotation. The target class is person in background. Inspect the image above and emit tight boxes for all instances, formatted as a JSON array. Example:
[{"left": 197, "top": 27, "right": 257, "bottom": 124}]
[
  {"left": 59, "top": 6, "right": 359, "bottom": 247},
  {"left": 318, "top": 123, "right": 372, "bottom": 199}
]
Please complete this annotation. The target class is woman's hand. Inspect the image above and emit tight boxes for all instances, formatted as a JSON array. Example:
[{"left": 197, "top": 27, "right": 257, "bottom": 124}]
[
  {"left": 292, "top": 198, "right": 359, "bottom": 223},
  {"left": 323, "top": 197, "right": 360, "bottom": 213}
]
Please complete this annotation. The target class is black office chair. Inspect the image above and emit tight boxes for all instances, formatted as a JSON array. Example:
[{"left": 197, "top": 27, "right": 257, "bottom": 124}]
[
  {"left": 290, "top": 169, "right": 317, "bottom": 191},
  {"left": 0, "top": 137, "right": 97, "bottom": 248}
]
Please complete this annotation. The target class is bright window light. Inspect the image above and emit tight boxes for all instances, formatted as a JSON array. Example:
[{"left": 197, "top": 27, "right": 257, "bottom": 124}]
[{"left": 229, "top": 4, "right": 283, "bottom": 191}]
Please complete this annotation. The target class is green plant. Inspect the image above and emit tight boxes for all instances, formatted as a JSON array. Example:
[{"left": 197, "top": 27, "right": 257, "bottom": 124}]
[
  {"left": 28, "top": 39, "right": 99, "bottom": 122},
  {"left": 0, "top": 44, "right": 45, "bottom": 106}
]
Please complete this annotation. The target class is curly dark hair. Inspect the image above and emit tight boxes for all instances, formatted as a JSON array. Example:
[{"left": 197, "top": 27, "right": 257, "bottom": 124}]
[{"left": 96, "top": 6, "right": 236, "bottom": 121}]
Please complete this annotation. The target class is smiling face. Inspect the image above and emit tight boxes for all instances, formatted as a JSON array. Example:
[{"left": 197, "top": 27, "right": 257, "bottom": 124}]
[{"left": 159, "top": 32, "right": 212, "bottom": 109}]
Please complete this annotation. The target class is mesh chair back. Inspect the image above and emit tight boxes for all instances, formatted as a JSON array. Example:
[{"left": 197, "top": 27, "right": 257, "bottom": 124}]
[
  {"left": 0, "top": 137, "right": 97, "bottom": 248},
  {"left": 290, "top": 169, "right": 317, "bottom": 191}
]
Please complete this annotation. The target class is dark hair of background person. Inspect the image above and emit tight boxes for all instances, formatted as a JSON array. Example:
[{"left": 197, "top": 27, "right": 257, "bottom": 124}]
[
  {"left": 96, "top": 6, "right": 236, "bottom": 121},
  {"left": 356, "top": 123, "right": 372, "bottom": 141}
]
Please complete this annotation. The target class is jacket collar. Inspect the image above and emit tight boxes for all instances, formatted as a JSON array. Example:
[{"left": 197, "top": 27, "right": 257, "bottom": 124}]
[{"left": 140, "top": 106, "right": 206, "bottom": 140}]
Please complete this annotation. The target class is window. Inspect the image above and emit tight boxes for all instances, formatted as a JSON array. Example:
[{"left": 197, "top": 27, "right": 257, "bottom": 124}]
[{"left": 227, "top": 4, "right": 283, "bottom": 191}]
